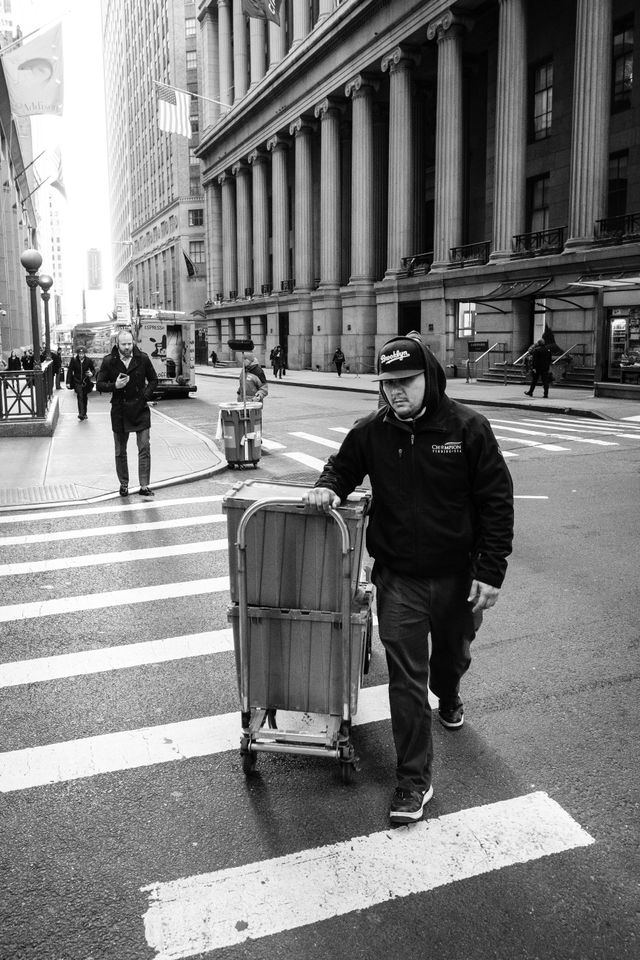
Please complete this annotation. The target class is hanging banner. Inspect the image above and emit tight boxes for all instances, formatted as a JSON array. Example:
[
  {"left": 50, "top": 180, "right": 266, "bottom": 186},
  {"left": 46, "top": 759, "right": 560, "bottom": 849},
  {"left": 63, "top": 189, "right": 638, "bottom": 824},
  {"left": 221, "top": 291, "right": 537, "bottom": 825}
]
[{"left": 3, "top": 23, "right": 64, "bottom": 117}]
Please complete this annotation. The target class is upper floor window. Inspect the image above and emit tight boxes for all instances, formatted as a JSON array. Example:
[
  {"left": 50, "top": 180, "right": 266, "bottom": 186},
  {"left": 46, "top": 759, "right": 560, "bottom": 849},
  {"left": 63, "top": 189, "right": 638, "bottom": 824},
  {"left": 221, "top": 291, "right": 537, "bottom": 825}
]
[
  {"left": 530, "top": 60, "right": 553, "bottom": 141},
  {"left": 189, "top": 240, "right": 205, "bottom": 263},
  {"left": 612, "top": 19, "right": 634, "bottom": 112},
  {"left": 186, "top": 50, "right": 197, "bottom": 71},
  {"left": 608, "top": 151, "right": 628, "bottom": 219},
  {"left": 527, "top": 173, "right": 550, "bottom": 234},
  {"left": 188, "top": 208, "right": 204, "bottom": 227},
  {"left": 185, "top": 17, "right": 196, "bottom": 37}
]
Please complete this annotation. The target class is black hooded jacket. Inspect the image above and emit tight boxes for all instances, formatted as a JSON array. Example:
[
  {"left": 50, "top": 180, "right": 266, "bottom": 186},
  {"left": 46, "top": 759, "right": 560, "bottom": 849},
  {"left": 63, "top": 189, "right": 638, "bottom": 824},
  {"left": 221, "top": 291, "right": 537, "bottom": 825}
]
[{"left": 315, "top": 336, "right": 514, "bottom": 588}]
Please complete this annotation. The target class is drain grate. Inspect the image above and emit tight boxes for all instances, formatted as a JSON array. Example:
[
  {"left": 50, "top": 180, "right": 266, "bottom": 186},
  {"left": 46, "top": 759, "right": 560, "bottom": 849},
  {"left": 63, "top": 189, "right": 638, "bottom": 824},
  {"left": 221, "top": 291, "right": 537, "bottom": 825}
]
[{"left": 0, "top": 483, "right": 79, "bottom": 506}]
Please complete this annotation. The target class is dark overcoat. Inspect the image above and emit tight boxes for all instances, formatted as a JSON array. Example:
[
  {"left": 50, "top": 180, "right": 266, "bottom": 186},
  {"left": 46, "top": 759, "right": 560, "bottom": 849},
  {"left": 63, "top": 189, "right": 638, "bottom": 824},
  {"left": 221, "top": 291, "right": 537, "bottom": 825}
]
[{"left": 96, "top": 345, "right": 158, "bottom": 433}]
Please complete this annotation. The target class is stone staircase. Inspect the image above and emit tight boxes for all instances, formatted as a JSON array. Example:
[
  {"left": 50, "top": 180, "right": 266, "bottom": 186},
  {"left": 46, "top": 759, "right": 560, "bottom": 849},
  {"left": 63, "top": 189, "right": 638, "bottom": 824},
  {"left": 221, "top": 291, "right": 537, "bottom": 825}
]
[{"left": 477, "top": 362, "right": 595, "bottom": 389}]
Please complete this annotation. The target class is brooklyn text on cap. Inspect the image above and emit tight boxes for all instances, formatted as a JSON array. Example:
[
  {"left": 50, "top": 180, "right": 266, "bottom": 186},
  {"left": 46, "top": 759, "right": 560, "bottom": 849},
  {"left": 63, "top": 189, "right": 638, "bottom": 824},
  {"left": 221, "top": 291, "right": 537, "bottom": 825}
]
[{"left": 374, "top": 338, "right": 426, "bottom": 381}]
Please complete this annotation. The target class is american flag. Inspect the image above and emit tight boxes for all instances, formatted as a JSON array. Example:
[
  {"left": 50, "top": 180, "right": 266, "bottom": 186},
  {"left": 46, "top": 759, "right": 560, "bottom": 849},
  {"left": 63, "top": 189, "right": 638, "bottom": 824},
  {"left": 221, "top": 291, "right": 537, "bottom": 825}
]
[{"left": 156, "top": 82, "right": 192, "bottom": 139}]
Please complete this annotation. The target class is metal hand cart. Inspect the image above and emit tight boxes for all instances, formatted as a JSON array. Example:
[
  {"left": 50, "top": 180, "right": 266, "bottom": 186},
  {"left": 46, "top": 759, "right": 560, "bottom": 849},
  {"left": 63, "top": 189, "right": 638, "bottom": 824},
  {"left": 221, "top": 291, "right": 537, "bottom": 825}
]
[{"left": 224, "top": 484, "right": 372, "bottom": 783}]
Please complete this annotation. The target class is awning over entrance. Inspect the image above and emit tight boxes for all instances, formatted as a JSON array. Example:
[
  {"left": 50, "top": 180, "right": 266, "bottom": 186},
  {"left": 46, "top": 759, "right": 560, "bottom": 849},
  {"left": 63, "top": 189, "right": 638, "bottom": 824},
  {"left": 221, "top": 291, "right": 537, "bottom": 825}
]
[{"left": 473, "top": 277, "right": 553, "bottom": 303}]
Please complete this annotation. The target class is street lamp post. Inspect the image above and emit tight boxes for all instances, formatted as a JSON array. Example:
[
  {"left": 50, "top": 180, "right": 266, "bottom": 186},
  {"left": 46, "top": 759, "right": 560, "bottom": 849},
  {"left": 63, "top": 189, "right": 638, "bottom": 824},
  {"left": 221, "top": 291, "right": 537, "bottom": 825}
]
[
  {"left": 20, "top": 248, "right": 43, "bottom": 372},
  {"left": 38, "top": 274, "right": 54, "bottom": 361}
]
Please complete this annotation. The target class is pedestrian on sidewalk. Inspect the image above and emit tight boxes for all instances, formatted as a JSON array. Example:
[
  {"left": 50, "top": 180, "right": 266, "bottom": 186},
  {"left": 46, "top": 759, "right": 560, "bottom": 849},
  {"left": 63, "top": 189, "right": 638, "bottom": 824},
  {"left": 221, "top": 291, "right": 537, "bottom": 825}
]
[
  {"left": 524, "top": 339, "right": 553, "bottom": 398},
  {"left": 271, "top": 345, "right": 285, "bottom": 379},
  {"left": 52, "top": 347, "right": 63, "bottom": 389},
  {"left": 210, "top": 348, "right": 217, "bottom": 367},
  {"left": 305, "top": 334, "right": 514, "bottom": 825},
  {"left": 21, "top": 348, "right": 34, "bottom": 370},
  {"left": 7, "top": 350, "right": 21, "bottom": 371},
  {"left": 66, "top": 346, "right": 96, "bottom": 420},
  {"left": 96, "top": 330, "right": 158, "bottom": 497},
  {"left": 237, "top": 355, "right": 268, "bottom": 402},
  {"left": 332, "top": 346, "right": 345, "bottom": 377}
]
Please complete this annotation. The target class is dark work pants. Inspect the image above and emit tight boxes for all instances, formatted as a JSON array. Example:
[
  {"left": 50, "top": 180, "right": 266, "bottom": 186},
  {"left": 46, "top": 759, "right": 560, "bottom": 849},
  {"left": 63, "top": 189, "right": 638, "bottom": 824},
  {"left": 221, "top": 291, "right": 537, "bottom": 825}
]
[
  {"left": 529, "top": 370, "right": 551, "bottom": 395},
  {"left": 75, "top": 386, "right": 90, "bottom": 417},
  {"left": 372, "top": 565, "right": 481, "bottom": 793},
  {"left": 113, "top": 428, "right": 151, "bottom": 487}
]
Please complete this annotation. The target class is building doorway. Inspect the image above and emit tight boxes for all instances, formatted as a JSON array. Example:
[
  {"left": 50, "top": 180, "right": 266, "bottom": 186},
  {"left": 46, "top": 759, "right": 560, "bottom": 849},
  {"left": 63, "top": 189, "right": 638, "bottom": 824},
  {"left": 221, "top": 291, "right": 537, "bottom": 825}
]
[{"left": 398, "top": 301, "right": 421, "bottom": 335}]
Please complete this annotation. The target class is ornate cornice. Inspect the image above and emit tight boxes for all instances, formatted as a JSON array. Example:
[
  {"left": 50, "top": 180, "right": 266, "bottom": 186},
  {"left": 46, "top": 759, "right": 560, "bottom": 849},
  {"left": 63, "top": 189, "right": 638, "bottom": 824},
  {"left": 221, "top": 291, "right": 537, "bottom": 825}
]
[
  {"left": 314, "top": 97, "right": 344, "bottom": 120},
  {"left": 266, "top": 134, "right": 290, "bottom": 152},
  {"left": 427, "top": 11, "right": 469, "bottom": 42},
  {"left": 289, "top": 116, "right": 316, "bottom": 137},
  {"left": 381, "top": 45, "right": 421, "bottom": 74},
  {"left": 345, "top": 74, "right": 379, "bottom": 99}
]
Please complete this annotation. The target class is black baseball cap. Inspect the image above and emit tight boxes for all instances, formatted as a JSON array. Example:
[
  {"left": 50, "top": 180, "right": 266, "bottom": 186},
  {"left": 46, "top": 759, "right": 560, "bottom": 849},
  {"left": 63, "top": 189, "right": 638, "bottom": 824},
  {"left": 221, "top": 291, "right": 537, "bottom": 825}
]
[{"left": 374, "top": 338, "right": 426, "bottom": 381}]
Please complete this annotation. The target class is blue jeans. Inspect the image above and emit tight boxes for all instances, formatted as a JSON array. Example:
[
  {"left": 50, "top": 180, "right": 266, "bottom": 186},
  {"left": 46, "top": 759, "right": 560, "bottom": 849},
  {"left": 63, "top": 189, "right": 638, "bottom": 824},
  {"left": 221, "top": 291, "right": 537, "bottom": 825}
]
[
  {"left": 113, "top": 429, "right": 150, "bottom": 487},
  {"left": 372, "top": 564, "right": 481, "bottom": 792}
]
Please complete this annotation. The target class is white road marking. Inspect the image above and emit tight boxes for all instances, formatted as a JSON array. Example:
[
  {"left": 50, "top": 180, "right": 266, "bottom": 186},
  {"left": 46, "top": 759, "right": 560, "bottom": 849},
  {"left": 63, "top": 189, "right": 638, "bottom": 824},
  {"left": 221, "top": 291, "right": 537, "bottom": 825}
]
[
  {"left": 490, "top": 422, "right": 617, "bottom": 446},
  {"left": 514, "top": 495, "right": 549, "bottom": 499},
  {"left": 0, "top": 576, "right": 230, "bottom": 623},
  {"left": 495, "top": 435, "right": 568, "bottom": 452},
  {"left": 623, "top": 414, "right": 640, "bottom": 422},
  {"left": 0, "top": 540, "right": 228, "bottom": 576},
  {"left": 0, "top": 684, "right": 396, "bottom": 792},
  {"left": 0, "top": 496, "right": 223, "bottom": 526},
  {"left": 0, "top": 630, "right": 234, "bottom": 688},
  {"left": 283, "top": 452, "right": 328, "bottom": 470},
  {"left": 501, "top": 450, "right": 518, "bottom": 458},
  {"left": 330, "top": 427, "right": 349, "bottom": 434},
  {"left": 141, "top": 792, "right": 595, "bottom": 958},
  {"left": 0, "top": 514, "right": 224, "bottom": 547},
  {"left": 525, "top": 418, "right": 640, "bottom": 441},
  {"left": 289, "top": 431, "right": 342, "bottom": 449},
  {"left": 260, "top": 438, "right": 286, "bottom": 451}
]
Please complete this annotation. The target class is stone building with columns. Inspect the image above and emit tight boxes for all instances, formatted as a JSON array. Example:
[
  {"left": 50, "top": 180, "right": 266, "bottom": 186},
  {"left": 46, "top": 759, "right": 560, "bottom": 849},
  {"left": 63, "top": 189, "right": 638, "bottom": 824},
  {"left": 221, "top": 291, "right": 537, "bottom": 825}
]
[{"left": 197, "top": 0, "right": 639, "bottom": 387}]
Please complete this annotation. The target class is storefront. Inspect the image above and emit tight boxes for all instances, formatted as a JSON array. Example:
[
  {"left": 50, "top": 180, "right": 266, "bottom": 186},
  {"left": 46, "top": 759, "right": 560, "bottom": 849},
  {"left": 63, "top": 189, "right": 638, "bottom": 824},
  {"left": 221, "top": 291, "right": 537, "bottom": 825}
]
[{"left": 607, "top": 305, "right": 640, "bottom": 382}]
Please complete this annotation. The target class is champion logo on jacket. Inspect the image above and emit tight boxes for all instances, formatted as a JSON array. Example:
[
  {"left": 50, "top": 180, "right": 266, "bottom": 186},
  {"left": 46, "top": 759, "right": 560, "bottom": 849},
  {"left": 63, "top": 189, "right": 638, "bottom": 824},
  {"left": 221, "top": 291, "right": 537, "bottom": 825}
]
[{"left": 432, "top": 440, "right": 462, "bottom": 454}]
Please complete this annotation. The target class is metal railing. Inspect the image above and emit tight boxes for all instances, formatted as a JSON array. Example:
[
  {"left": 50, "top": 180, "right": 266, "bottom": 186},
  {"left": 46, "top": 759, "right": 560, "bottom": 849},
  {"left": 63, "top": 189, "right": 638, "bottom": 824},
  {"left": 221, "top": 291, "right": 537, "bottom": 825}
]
[
  {"left": 0, "top": 361, "right": 55, "bottom": 421},
  {"left": 552, "top": 342, "right": 587, "bottom": 366},
  {"left": 512, "top": 226, "right": 566, "bottom": 257},
  {"left": 280, "top": 278, "right": 295, "bottom": 293},
  {"left": 594, "top": 212, "right": 640, "bottom": 244},
  {"left": 400, "top": 252, "right": 433, "bottom": 276},
  {"left": 465, "top": 343, "right": 507, "bottom": 380},
  {"left": 450, "top": 240, "right": 490, "bottom": 267}
]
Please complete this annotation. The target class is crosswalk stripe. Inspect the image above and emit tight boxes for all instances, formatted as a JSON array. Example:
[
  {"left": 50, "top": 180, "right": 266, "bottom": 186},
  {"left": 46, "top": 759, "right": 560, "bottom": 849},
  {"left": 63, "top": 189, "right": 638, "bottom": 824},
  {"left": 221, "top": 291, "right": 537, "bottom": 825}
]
[
  {"left": 0, "top": 684, "right": 397, "bottom": 792},
  {"left": 0, "top": 496, "right": 223, "bottom": 526},
  {"left": 495, "top": 435, "right": 568, "bottom": 452},
  {"left": 141, "top": 791, "right": 595, "bottom": 958},
  {"left": 0, "top": 630, "right": 234, "bottom": 688},
  {"left": 491, "top": 422, "right": 617, "bottom": 446},
  {"left": 0, "top": 576, "right": 230, "bottom": 623},
  {"left": 290, "top": 431, "right": 342, "bottom": 449},
  {"left": 283, "top": 452, "right": 327, "bottom": 470},
  {"left": 261, "top": 438, "right": 286, "bottom": 451},
  {"left": 0, "top": 514, "right": 224, "bottom": 547},
  {"left": 330, "top": 427, "right": 349, "bottom": 434},
  {"left": 0, "top": 539, "right": 228, "bottom": 576},
  {"left": 525, "top": 418, "right": 640, "bottom": 441},
  {"left": 501, "top": 450, "right": 518, "bottom": 458}
]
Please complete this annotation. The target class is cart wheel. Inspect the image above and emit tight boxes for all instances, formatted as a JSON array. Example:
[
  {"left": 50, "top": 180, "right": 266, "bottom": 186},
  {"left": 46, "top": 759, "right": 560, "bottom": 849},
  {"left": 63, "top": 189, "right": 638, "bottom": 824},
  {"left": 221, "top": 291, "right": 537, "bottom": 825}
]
[
  {"left": 242, "top": 750, "right": 257, "bottom": 775},
  {"left": 340, "top": 760, "right": 355, "bottom": 784}
]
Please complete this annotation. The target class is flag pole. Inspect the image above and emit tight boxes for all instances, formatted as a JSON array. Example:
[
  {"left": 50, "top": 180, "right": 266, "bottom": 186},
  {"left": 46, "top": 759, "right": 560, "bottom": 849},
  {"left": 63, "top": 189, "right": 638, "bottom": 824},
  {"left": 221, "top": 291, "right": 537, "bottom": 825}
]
[
  {"left": 152, "top": 79, "right": 231, "bottom": 109},
  {"left": 0, "top": 12, "right": 69, "bottom": 58},
  {"left": 13, "top": 150, "right": 47, "bottom": 183}
]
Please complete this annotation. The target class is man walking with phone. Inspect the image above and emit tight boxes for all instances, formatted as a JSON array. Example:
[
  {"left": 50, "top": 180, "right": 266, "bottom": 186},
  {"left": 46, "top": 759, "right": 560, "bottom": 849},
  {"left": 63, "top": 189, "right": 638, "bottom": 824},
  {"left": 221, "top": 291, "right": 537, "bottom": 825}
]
[{"left": 97, "top": 329, "right": 158, "bottom": 497}]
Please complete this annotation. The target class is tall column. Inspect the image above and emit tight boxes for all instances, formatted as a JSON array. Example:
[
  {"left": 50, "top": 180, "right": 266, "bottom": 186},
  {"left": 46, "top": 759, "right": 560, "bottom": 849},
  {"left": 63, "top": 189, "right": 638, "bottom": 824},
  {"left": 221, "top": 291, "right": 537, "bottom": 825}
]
[
  {"left": 491, "top": 0, "right": 527, "bottom": 260},
  {"left": 198, "top": 6, "right": 220, "bottom": 128},
  {"left": 345, "top": 75, "right": 377, "bottom": 283},
  {"left": 269, "top": 17, "right": 286, "bottom": 67},
  {"left": 289, "top": 118, "right": 315, "bottom": 292},
  {"left": 314, "top": 98, "right": 342, "bottom": 287},
  {"left": 207, "top": 180, "right": 223, "bottom": 298},
  {"left": 427, "top": 13, "right": 466, "bottom": 268},
  {"left": 292, "top": 1, "right": 311, "bottom": 46},
  {"left": 267, "top": 135, "right": 290, "bottom": 289},
  {"left": 382, "top": 46, "right": 420, "bottom": 275},
  {"left": 218, "top": 0, "right": 233, "bottom": 112},
  {"left": 233, "top": 161, "right": 252, "bottom": 295},
  {"left": 233, "top": 0, "right": 248, "bottom": 101},
  {"left": 219, "top": 171, "right": 237, "bottom": 297},
  {"left": 566, "top": 0, "right": 612, "bottom": 248},
  {"left": 249, "top": 17, "right": 266, "bottom": 86},
  {"left": 318, "top": 0, "right": 334, "bottom": 23},
  {"left": 248, "top": 149, "right": 269, "bottom": 292}
]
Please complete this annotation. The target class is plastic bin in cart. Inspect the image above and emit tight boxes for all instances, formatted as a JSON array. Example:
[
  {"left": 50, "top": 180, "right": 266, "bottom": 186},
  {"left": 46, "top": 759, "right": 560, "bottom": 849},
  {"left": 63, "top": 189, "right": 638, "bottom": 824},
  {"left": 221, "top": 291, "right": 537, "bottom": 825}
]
[
  {"left": 223, "top": 480, "right": 372, "bottom": 782},
  {"left": 219, "top": 401, "right": 262, "bottom": 468}
]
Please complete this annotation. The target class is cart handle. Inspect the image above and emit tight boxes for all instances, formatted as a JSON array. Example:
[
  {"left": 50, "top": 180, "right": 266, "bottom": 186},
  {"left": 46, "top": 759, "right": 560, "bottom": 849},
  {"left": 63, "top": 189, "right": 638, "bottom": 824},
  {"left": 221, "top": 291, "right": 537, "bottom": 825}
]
[{"left": 235, "top": 496, "right": 353, "bottom": 721}]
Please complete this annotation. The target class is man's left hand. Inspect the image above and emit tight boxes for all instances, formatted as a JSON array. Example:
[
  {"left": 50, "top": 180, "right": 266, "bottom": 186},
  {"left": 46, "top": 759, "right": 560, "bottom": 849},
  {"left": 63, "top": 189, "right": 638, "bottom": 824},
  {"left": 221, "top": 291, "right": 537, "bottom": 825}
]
[{"left": 468, "top": 580, "right": 500, "bottom": 613}]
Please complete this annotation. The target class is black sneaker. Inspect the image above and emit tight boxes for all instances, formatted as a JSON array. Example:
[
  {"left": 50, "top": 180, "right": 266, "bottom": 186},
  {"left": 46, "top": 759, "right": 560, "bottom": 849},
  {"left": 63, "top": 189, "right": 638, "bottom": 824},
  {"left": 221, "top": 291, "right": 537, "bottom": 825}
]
[
  {"left": 119, "top": 485, "right": 129, "bottom": 497},
  {"left": 139, "top": 486, "right": 155, "bottom": 497},
  {"left": 438, "top": 699, "right": 464, "bottom": 729},
  {"left": 389, "top": 785, "right": 433, "bottom": 824}
]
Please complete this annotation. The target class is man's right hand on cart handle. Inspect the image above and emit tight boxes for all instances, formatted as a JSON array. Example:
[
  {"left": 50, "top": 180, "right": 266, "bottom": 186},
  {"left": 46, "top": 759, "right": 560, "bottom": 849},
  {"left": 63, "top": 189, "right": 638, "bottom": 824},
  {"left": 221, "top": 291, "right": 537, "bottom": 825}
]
[{"left": 305, "top": 487, "right": 341, "bottom": 513}]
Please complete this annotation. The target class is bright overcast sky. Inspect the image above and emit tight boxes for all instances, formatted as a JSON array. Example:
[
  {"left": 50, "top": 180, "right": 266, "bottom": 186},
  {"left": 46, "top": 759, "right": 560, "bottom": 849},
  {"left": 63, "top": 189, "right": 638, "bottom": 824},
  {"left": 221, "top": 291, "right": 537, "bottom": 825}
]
[{"left": 16, "top": 0, "right": 113, "bottom": 322}]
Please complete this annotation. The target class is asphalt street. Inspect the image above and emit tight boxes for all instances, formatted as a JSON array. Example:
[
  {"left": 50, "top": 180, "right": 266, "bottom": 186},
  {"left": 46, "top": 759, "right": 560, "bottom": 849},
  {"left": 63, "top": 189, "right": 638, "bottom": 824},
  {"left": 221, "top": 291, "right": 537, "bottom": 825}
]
[{"left": 0, "top": 377, "right": 638, "bottom": 960}]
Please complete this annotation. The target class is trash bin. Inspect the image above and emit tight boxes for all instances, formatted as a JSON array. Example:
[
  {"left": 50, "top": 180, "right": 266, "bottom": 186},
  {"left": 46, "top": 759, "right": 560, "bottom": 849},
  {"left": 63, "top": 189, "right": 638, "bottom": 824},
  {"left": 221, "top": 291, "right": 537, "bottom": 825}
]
[{"left": 220, "top": 401, "right": 263, "bottom": 467}]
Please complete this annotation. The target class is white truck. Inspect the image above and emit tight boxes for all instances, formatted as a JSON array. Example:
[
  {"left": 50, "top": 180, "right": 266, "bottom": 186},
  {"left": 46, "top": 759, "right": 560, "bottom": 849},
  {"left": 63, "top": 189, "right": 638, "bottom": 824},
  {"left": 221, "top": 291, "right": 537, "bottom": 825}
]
[{"left": 135, "top": 310, "right": 197, "bottom": 398}]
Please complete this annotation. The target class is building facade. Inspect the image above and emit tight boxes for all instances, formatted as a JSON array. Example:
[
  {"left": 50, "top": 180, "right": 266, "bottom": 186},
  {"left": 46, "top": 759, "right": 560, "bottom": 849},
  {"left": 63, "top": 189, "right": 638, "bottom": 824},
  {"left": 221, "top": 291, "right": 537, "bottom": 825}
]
[
  {"left": 102, "top": 0, "right": 207, "bottom": 324},
  {"left": 196, "top": 0, "right": 639, "bottom": 390}
]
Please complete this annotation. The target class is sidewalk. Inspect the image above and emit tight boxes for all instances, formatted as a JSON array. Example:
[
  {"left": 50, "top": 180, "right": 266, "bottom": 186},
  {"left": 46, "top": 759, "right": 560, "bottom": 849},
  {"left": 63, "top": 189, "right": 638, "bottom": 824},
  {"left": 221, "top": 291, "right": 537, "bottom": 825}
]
[
  {"left": 0, "top": 368, "right": 637, "bottom": 511},
  {"left": 0, "top": 388, "right": 225, "bottom": 511}
]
